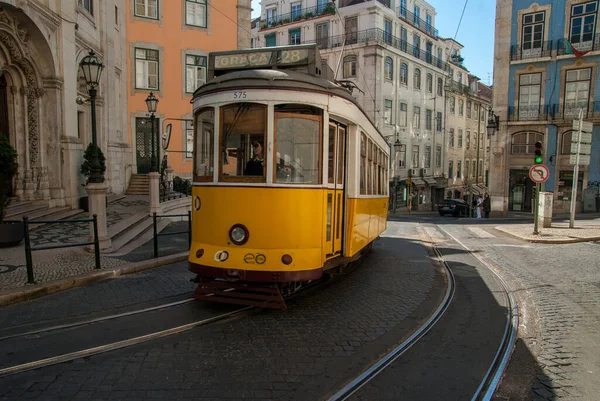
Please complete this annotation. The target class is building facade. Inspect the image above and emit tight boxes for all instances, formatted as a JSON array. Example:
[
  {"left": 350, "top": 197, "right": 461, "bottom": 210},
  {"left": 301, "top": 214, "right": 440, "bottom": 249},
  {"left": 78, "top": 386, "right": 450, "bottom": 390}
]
[
  {"left": 0, "top": 0, "right": 128, "bottom": 208},
  {"left": 492, "top": 0, "right": 600, "bottom": 215},
  {"left": 252, "top": 0, "right": 491, "bottom": 210},
  {"left": 126, "top": 0, "right": 251, "bottom": 180}
]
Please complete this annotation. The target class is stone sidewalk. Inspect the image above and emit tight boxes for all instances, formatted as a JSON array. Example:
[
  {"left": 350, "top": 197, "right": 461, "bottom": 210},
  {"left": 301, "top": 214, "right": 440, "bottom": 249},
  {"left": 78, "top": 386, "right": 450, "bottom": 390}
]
[{"left": 495, "top": 219, "right": 600, "bottom": 243}]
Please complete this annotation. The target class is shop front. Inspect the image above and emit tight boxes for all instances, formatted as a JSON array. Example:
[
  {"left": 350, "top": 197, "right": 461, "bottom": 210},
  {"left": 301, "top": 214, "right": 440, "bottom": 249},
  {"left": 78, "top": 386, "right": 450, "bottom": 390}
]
[
  {"left": 508, "top": 169, "right": 534, "bottom": 212},
  {"left": 555, "top": 170, "right": 584, "bottom": 212}
]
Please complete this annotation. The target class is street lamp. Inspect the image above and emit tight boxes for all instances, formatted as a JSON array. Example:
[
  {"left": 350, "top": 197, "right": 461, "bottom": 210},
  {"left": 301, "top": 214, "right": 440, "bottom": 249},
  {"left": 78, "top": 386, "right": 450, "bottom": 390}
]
[
  {"left": 486, "top": 106, "right": 500, "bottom": 136},
  {"left": 79, "top": 50, "right": 104, "bottom": 183},
  {"left": 145, "top": 92, "right": 159, "bottom": 172}
]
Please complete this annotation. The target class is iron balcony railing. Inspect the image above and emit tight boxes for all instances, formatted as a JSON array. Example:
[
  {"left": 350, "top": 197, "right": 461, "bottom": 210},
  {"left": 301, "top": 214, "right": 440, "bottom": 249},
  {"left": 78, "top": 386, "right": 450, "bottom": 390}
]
[
  {"left": 510, "top": 40, "right": 553, "bottom": 60},
  {"left": 446, "top": 79, "right": 471, "bottom": 95},
  {"left": 557, "top": 35, "right": 600, "bottom": 55},
  {"left": 396, "top": 7, "right": 439, "bottom": 37},
  {"left": 508, "top": 102, "right": 600, "bottom": 121},
  {"left": 304, "top": 28, "right": 449, "bottom": 71},
  {"left": 259, "top": 2, "right": 335, "bottom": 30}
]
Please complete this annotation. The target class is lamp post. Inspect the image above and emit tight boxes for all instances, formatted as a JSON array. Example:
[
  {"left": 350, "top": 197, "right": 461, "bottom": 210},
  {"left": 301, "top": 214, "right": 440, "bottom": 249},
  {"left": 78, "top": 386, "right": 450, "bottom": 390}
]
[
  {"left": 79, "top": 50, "right": 104, "bottom": 183},
  {"left": 145, "top": 92, "right": 159, "bottom": 172},
  {"left": 486, "top": 106, "right": 499, "bottom": 136}
]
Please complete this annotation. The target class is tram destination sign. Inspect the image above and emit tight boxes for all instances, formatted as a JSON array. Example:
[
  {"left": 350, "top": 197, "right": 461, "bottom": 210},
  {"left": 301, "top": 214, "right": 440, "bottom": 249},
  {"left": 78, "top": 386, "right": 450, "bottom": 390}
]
[{"left": 214, "top": 48, "right": 309, "bottom": 70}]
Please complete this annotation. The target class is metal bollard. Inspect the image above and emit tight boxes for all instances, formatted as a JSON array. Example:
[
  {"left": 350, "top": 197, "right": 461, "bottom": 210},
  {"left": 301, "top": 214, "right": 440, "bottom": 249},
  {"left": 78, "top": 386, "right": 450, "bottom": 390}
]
[
  {"left": 23, "top": 216, "right": 35, "bottom": 284},
  {"left": 153, "top": 212, "right": 158, "bottom": 258},
  {"left": 187, "top": 210, "right": 192, "bottom": 248},
  {"left": 92, "top": 214, "right": 101, "bottom": 269}
]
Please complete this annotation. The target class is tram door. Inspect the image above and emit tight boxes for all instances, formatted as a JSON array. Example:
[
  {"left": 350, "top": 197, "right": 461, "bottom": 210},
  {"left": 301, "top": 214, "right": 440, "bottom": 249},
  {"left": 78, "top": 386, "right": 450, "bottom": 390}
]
[{"left": 325, "top": 122, "right": 346, "bottom": 258}]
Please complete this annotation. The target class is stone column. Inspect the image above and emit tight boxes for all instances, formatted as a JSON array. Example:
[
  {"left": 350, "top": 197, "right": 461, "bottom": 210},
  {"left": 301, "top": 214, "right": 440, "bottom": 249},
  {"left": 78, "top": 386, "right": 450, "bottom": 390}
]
[
  {"left": 85, "top": 182, "right": 111, "bottom": 252},
  {"left": 539, "top": 192, "right": 553, "bottom": 228},
  {"left": 148, "top": 172, "right": 161, "bottom": 215}
]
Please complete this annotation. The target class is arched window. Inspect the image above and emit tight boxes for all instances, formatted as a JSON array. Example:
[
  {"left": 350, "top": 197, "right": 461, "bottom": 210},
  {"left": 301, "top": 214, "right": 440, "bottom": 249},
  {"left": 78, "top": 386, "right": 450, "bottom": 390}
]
[
  {"left": 561, "top": 131, "right": 574, "bottom": 154},
  {"left": 400, "top": 63, "right": 408, "bottom": 84},
  {"left": 343, "top": 55, "right": 357, "bottom": 78},
  {"left": 511, "top": 131, "right": 543, "bottom": 154},
  {"left": 426, "top": 73, "right": 433, "bottom": 93},
  {"left": 385, "top": 57, "right": 393, "bottom": 80},
  {"left": 414, "top": 68, "right": 421, "bottom": 89}
]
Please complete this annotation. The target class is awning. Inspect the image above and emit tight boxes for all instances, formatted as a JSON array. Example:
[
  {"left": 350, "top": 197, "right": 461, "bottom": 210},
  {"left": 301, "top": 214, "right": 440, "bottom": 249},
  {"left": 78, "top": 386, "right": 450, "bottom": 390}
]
[
  {"left": 471, "top": 184, "right": 487, "bottom": 194},
  {"left": 411, "top": 179, "right": 426, "bottom": 186},
  {"left": 424, "top": 178, "right": 437, "bottom": 185}
]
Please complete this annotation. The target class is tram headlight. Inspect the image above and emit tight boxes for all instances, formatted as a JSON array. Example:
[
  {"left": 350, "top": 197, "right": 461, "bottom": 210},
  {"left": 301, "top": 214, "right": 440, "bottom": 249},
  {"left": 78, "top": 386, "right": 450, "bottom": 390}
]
[{"left": 229, "top": 224, "right": 249, "bottom": 245}]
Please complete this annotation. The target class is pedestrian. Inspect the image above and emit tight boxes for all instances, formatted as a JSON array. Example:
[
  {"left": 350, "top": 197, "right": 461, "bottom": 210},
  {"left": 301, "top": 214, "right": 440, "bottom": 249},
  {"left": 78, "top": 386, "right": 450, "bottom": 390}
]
[
  {"left": 476, "top": 195, "right": 483, "bottom": 218},
  {"left": 483, "top": 193, "right": 491, "bottom": 218}
]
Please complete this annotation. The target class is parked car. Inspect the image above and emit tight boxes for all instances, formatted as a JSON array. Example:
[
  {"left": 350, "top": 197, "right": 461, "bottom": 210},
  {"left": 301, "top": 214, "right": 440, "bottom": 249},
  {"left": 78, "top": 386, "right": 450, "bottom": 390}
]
[{"left": 438, "top": 199, "right": 470, "bottom": 217}]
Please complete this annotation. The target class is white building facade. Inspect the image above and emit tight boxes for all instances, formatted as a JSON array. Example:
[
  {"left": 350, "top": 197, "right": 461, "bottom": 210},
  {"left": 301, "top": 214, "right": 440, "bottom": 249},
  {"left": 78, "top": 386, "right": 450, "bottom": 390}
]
[{"left": 252, "top": 0, "right": 491, "bottom": 210}]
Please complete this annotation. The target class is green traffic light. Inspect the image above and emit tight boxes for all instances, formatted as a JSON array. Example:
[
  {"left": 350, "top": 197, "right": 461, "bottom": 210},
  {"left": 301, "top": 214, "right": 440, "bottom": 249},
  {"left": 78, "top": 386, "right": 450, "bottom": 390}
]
[{"left": 535, "top": 156, "right": 543, "bottom": 164}]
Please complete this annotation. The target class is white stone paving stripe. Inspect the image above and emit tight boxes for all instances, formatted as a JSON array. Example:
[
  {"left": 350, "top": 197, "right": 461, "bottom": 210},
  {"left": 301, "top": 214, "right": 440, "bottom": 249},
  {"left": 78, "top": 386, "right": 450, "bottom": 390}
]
[
  {"left": 468, "top": 227, "right": 496, "bottom": 238},
  {"left": 424, "top": 226, "right": 445, "bottom": 241}
]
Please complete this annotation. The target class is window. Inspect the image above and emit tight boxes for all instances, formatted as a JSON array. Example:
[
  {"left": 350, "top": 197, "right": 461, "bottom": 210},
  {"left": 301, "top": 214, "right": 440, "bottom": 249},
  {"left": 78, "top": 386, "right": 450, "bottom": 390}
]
[
  {"left": 185, "top": 54, "right": 207, "bottom": 93},
  {"left": 384, "top": 99, "right": 393, "bottom": 124},
  {"left": 522, "top": 12, "right": 544, "bottom": 52},
  {"left": 343, "top": 56, "right": 357, "bottom": 78},
  {"left": 467, "top": 100, "right": 472, "bottom": 118},
  {"left": 474, "top": 103, "right": 479, "bottom": 118},
  {"left": 466, "top": 130, "right": 470, "bottom": 149},
  {"left": 274, "top": 105, "right": 322, "bottom": 184},
  {"left": 437, "top": 77, "right": 443, "bottom": 96},
  {"left": 511, "top": 131, "right": 543, "bottom": 154},
  {"left": 413, "top": 106, "right": 421, "bottom": 129},
  {"left": 399, "top": 102, "right": 407, "bottom": 126},
  {"left": 77, "top": 111, "right": 85, "bottom": 139},
  {"left": 450, "top": 97, "right": 455, "bottom": 114},
  {"left": 186, "top": 0, "right": 207, "bottom": 27},
  {"left": 457, "top": 160, "right": 462, "bottom": 179},
  {"left": 449, "top": 128, "right": 455, "bottom": 147},
  {"left": 426, "top": 12, "right": 432, "bottom": 31},
  {"left": 448, "top": 160, "right": 454, "bottom": 179},
  {"left": 436, "top": 112, "right": 442, "bottom": 132},
  {"left": 561, "top": 131, "right": 574, "bottom": 154},
  {"left": 316, "top": 23, "right": 329, "bottom": 48},
  {"left": 265, "top": 33, "right": 276, "bottom": 47},
  {"left": 424, "top": 146, "right": 431, "bottom": 168},
  {"left": 220, "top": 103, "right": 267, "bottom": 181},
  {"left": 289, "top": 28, "right": 301, "bottom": 45},
  {"left": 413, "top": 34, "right": 420, "bottom": 57},
  {"left": 267, "top": 7, "right": 278, "bottom": 27},
  {"left": 435, "top": 146, "right": 441, "bottom": 167},
  {"left": 135, "top": 48, "right": 159, "bottom": 89},
  {"left": 426, "top": 73, "right": 433, "bottom": 93},
  {"left": 412, "top": 145, "right": 419, "bottom": 168},
  {"left": 518, "top": 73, "right": 542, "bottom": 119},
  {"left": 135, "top": 0, "right": 157, "bottom": 19},
  {"left": 472, "top": 160, "right": 477, "bottom": 177},
  {"left": 385, "top": 57, "right": 393, "bottom": 80},
  {"left": 384, "top": 19, "right": 392, "bottom": 44},
  {"left": 400, "top": 63, "right": 408, "bottom": 85},
  {"left": 78, "top": 0, "right": 93, "bottom": 15},
  {"left": 397, "top": 143, "right": 406, "bottom": 168},
  {"left": 400, "top": 26, "right": 408, "bottom": 51},
  {"left": 414, "top": 5, "right": 420, "bottom": 26},
  {"left": 558, "top": 170, "right": 584, "bottom": 201},
  {"left": 478, "top": 160, "right": 483, "bottom": 177},
  {"left": 291, "top": 2, "right": 302, "bottom": 20},
  {"left": 414, "top": 68, "right": 421, "bottom": 89},
  {"left": 186, "top": 121, "right": 194, "bottom": 158},
  {"left": 194, "top": 108, "right": 215, "bottom": 181},
  {"left": 360, "top": 133, "right": 366, "bottom": 193},
  {"left": 115, "top": 5, "right": 119, "bottom": 24},
  {"left": 317, "top": 0, "right": 328, "bottom": 13},
  {"left": 425, "top": 109, "right": 432, "bottom": 130},
  {"left": 400, "top": 0, "right": 407, "bottom": 17},
  {"left": 565, "top": 68, "right": 591, "bottom": 117},
  {"left": 368, "top": 140, "right": 373, "bottom": 194},
  {"left": 459, "top": 99, "right": 464, "bottom": 116},
  {"left": 570, "top": 1, "right": 597, "bottom": 45},
  {"left": 465, "top": 160, "right": 469, "bottom": 178},
  {"left": 458, "top": 129, "right": 463, "bottom": 148}
]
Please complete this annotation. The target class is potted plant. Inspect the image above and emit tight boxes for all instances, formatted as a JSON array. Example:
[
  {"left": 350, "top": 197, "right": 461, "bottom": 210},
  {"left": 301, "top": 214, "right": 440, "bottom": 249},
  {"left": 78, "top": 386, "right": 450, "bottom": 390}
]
[
  {"left": 0, "top": 137, "right": 22, "bottom": 248},
  {"left": 79, "top": 142, "right": 106, "bottom": 212}
]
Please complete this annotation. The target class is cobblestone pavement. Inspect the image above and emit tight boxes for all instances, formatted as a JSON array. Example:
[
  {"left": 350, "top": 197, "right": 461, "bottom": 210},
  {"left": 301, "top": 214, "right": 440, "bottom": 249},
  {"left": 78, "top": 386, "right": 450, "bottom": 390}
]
[
  {"left": 0, "top": 221, "right": 443, "bottom": 401},
  {"left": 427, "top": 222, "right": 600, "bottom": 400},
  {"left": 0, "top": 261, "right": 195, "bottom": 329}
]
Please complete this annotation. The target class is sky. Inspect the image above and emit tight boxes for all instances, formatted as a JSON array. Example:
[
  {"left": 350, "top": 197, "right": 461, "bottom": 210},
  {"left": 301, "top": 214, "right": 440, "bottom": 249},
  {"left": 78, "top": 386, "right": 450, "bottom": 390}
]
[{"left": 250, "top": 0, "right": 495, "bottom": 86}]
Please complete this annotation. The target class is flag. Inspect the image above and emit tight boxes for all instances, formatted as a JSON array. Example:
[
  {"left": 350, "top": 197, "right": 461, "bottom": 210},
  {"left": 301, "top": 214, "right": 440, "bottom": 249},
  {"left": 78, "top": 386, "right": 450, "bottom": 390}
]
[{"left": 565, "top": 40, "right": 592, "bottom": 58}]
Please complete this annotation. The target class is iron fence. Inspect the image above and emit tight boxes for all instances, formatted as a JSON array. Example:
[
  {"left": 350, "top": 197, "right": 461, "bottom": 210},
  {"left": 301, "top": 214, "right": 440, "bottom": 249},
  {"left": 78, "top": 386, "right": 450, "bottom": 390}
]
[
  {"left": 152, "top": 211, "right": 192, "bottom": 258},
  {"left": 396, "top": 6, "right": 439, "bottom": 37},
  {"left": 557, "top": 35, "right": 600, "bottom": 55},
  {"left": 507, "top": 102, "right": 600, "bottom": 121},
  {"left": 510, "top": 41, "right": 553, "bottom": 60},
  {"left": 259, "top": 2, "right": 335, "bottom": 30}
]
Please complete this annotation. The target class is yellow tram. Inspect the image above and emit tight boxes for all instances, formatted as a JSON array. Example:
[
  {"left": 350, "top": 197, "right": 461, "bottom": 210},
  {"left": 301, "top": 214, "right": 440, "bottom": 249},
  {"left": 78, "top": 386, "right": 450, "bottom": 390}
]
[{"left": 188, "top": 44, "right": 389, "bottom": 309}]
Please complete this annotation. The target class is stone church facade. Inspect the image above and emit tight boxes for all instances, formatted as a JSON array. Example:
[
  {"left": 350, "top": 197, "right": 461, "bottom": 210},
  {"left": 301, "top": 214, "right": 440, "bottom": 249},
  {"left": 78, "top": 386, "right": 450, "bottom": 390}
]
[{"left": 0, "top": 0, "right": 129, "bottom": 208}]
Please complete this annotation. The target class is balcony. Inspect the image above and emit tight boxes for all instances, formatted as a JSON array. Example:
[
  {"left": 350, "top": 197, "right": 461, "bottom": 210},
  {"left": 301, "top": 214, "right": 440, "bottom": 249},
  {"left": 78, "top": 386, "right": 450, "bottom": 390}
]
[
  {"left": 304, "top": 28, "right": 449, "bottom": 71},
  {"left": 446, "top": 80, "right": 471, "bottom": 95},
  {"left": 396, "top": 7, "right": 438, "bottom": 37},
  {"left": 259, "top": 2, "right": 335, "bottom": 30},
  {"left": 510, "top": 41, "right": 553, "bottom": 61},
  {"left": 508, "top": 102, "right": 600, "bottom": 121},
  {"left": 557, "top": 34, "right": 600, "bottom": 55}
]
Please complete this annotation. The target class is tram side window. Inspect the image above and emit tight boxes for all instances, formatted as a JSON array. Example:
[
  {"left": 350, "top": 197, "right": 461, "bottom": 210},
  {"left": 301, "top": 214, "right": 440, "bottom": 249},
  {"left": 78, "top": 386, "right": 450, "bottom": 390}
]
[
  {"left": 367, "top": 140, "right": 373, "bottom": 195},
  {"left": 274, "top": 107, "right": 322, "bottom": 185},
  {"left": 194, "top": 108, "right": 215, "bottom": 181},
  {"left": 360, "top": 133, "right": 366, "bottom": 195},
  {"left": 220, "top": 103, "right": 267, "bottom": 181}
]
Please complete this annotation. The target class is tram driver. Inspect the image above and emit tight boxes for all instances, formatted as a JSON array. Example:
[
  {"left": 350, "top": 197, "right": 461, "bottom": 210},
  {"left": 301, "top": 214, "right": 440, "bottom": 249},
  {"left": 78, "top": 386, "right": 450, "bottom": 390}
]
[{"left": 245, "top": 141, "right": 264, "bottom": 176}]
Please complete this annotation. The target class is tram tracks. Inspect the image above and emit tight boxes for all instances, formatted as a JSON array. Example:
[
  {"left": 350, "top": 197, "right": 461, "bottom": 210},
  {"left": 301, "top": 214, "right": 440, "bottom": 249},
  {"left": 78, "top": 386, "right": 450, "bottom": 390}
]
[{"left": 326, "top": 223, "right": 518, "bottom": 401}]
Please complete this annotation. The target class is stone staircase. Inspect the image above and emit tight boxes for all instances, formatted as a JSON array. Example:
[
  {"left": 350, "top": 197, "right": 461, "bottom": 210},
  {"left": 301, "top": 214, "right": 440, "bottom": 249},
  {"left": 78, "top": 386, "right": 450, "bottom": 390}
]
[
  {"left": 125, "top": 174, "right": 149, "bottom": 195},
  {"left": 4, "top": 201, "right": 84, "bottom": 232}
]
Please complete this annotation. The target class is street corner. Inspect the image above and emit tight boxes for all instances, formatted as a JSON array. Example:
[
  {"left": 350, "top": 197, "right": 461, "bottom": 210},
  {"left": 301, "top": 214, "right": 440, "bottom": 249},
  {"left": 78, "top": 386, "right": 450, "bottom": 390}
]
[{"left": 493, "top": 223, "right": 600, "bottom": 244}]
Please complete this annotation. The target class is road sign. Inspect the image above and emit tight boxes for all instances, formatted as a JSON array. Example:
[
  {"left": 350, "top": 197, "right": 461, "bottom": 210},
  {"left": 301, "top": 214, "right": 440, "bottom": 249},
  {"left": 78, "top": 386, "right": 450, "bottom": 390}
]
[
  {"left": 572, "top": 120, "right": 593, "bottom": 132},
  {"left": 571, "top": 143, "right": 592, "bottom": 155},
  {"left": 529, "top": 164, "right": 550, "bottom": 183},
  {"left": 570, "top": 155, "right": 591, "bottom": 165},
  {"left": 572, "top": 132, "right": 593, "bottom": 144}
]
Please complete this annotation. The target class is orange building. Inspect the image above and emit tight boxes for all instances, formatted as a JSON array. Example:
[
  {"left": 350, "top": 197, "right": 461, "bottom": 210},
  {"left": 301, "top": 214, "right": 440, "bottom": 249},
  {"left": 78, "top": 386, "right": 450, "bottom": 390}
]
[{"left": 126, "top": 0, "right": 251, "bottom": 181}]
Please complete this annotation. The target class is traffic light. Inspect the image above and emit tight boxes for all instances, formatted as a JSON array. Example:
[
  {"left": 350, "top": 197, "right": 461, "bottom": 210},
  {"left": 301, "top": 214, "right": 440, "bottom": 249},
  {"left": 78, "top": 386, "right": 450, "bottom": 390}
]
[{"left": 534, "top": 141, "right": 543, "bottom": 164}]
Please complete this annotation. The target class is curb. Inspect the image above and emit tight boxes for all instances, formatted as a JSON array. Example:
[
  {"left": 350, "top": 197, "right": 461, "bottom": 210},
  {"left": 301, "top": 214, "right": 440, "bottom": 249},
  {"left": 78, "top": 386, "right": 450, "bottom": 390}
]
[
  {"left": 0, "top": 252, "right": 189, "bottom": 308},
  {"left": 494, "top": 227, "right": 600, "bottom": 244}
]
